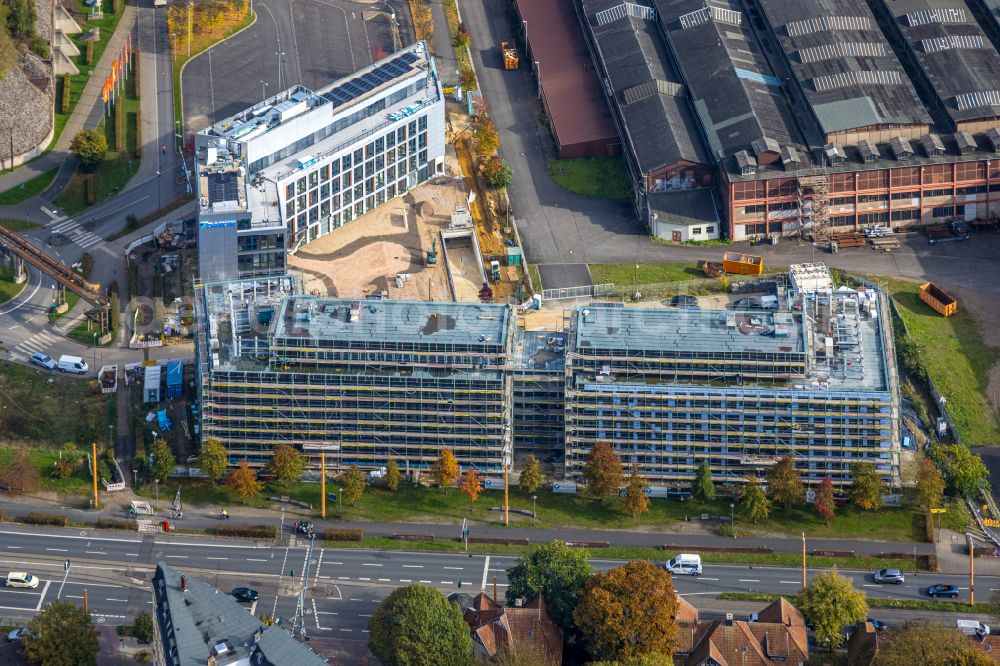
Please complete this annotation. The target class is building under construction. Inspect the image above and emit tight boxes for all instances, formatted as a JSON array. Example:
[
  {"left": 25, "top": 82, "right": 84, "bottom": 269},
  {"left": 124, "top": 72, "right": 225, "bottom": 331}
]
[
  {"left": 564, "top": 271, "right": 900, "bottom": 489},
  {"left": 194, "top": 266, "right": 899, "bottom": 489},
  {"left": 194, "top": 276, "right": 515, "bottom": 473}
]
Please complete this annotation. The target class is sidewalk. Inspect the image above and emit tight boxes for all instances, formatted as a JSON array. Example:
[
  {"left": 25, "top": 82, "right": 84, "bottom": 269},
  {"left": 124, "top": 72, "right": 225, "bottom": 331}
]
[
  {"left": 0, "top": 6, "right": 137, "bottom": 194},
  {"left": 428, "top": 0, "right": 459, "bottom": 86}
]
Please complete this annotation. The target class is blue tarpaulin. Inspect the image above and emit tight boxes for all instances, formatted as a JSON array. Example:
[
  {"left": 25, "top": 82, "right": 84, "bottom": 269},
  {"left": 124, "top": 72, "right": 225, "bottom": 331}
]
[{"left": 166, "top": 360, "right": 183, "bottom": 399}]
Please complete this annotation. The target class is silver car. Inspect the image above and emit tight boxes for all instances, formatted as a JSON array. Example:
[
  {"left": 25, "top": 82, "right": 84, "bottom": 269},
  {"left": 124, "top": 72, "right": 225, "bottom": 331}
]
[
  {"left": 29, "top": 352, "right": 56, "bottom": 370},
  {"left": 874, "top": 568, "right": 905, "bottom": 584}
]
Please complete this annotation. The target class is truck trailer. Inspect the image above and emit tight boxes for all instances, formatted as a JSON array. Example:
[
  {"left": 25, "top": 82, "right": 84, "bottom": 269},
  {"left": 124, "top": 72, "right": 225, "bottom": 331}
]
[{"left": 501, "top": 41, "right": 518, "bottom": 70}]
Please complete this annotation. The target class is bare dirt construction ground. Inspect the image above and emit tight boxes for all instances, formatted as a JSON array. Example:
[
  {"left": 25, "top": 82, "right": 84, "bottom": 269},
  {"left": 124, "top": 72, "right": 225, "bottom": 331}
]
[
  {"left": 940, "top": 284, "right": 1000, "bottom": 423},
  {"left": 288, "top": 154, "right": 472, "bottom": 301}
]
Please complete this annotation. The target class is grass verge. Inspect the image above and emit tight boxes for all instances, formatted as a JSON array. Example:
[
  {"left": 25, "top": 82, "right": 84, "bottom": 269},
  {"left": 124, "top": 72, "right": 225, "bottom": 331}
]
[
  {"left": 67, "top": 317, "right": 115, "bottom": 346},
  {"left": 325, "top": 537, "right": 916, "bottom": 571},
  {"left": 589, "top": 262, "right": 706, "bottom": 285},
  {"left": 720, "top": 591, "right": 990, "bottom": 613},
  {"left": 883, "top": 278, "right": 1000, "bottom": 444},
  {"left": 0, "top": 265, "right": 26, "bottom": 305},
  {"left": 0, "top": 360, "right": 112, "bottom": 448},
  {"left": 49, "top": 291, "right": 81, "bottom": 323},
  {"left": 526, "top": 263, "right": 541, "bottom": 292},
  {"left": 547, "top": 157, "right": 632, "bottom": 201},
  {"left": 0, "top": 219, "right": 42, "bottom": 231},
  {"left": 0, "top": 170, "right": 58, "bottom": 205}
]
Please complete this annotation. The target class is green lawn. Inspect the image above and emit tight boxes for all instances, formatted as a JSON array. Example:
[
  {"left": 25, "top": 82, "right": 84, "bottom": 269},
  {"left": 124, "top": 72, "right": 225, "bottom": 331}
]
[
  {"left": 50, "top": 290, "right": 81, "bottom": 323},
  {"left": 0, "top": 265, "right": 25, "bottom": 305},
  {"left": 885, "top": 278, "right": 1000, "bottom": 445},
  {"left": 0, "top": 447, "right": 95, "bottom": 495},
  {"left": 589, "top": 262, "right": 704, "bottom": 285},
  {"left": 151, "top": 479, "right": 922, "bottom": 542},
  {"left": 0, "top": 169, "right": 58, "bottom": 205},
  {"left": 55, "top": 74, "right": 139, "bottom": 215},
  {"left": 67, "top": 317, "right": 115, "bottom": 346},
  {"left": 0, "top": 360, "right": 111, "bottom": 449},
  {"left": 526, "top": 263, "right": 542, "bottom": 292},
  {"left": 547, "top": 157, "right": 632, "bottom": 201},
  {"left": 0, "top": 219, "right": 42, "bottom": 231}
]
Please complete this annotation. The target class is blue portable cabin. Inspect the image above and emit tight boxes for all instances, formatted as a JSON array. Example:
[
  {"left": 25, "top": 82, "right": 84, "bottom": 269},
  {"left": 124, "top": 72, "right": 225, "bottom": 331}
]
[{"left": 166, "top": 360, "right": 183, "bottom": 399}]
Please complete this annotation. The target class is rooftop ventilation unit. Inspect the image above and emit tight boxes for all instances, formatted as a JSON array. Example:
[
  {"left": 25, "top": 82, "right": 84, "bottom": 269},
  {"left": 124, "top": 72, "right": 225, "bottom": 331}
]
[
  {"left": 858, "top": 139, "right": 880, "bottom": 163},
  {"left": 954, "top": 131, "right": 977, "bottom": 153},
  {"left": 735, "top": 150, "right": 757, "bottom": 175},
  {"left": 921, "top": 133, "right": 945, "bottom": 157},
  {"left": 987, "top": 127, "right": 1000, "bottom": 151},
  {"left": 824, "top": 143, "right": 846, "bottom": 166},
  {"left": 890, "top": 136, "right": 913, "bottom": 161}
]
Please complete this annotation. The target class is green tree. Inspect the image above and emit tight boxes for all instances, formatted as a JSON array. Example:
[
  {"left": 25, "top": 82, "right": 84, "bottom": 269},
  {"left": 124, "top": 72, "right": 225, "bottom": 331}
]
[
  {"left": 149, "top": 439, "right": 176, "bottom": 484},
  {"left": 341, "top": 465, "right": 366, "bottom": 505},
  {"left": 431, "top": 447, "right": 459, "bottom": 488},
  {"left": 815, "top": 476, "right": 836, "bottom": 525},
  {"left": 368, "top": 584, "right": 472, "bottom": 666},
  {"left": 799, "top": 569, "right": 868, "bottom": 649},
  {"left": 265, "top": 442, "right": 305, "bottom": 485},
  {"left": 588, "top": 655, "right": 671, "bottom": 666},
  {"left": 385, "top": 459, "right": 401, "bottom": 492},
  {"left": 934, "top": 443, "right": 989, "bottom": 497},
  {"left": 518, "top": 454, "right": 543, "bottom": 494},
  {"left": 849, "top": 461, "right": 885, "bottom": 511},
  {"left": 506, "top": 541, "right": 591, "bottom": 631},
  {"left": 767, "top": 455, "right": 804, "bottom": 509},
  {"left": 873, "top": 621, "right": 994, "bottom": 666},
  {"left": 690, "top": 462, "right": 715, "bottom": 502},
  {"left": 583, "top": 441, "right": 623, "bottom": 499},
  {"left": 132, "top": 611, "right": 154, "bottom": 644},
  {"left": 915, "top": 459, "right": 945, "bottom": 510},
  {"left": 22, "top": 600, "right": 99, "bottom": 666},
  {"left": 483, "top": 156, "right": 512, "bottom": 188},
  {"left": 197, "top": 438, "right": 229, "bottom": 484},
  {"left": 226, "top": 460, "right": 262, "bottom": 503},
  {"left": 69, "top": 129, "right": 108, "bottom": 173},
  {"left": 573, "top": 560, "right": 679, "bottom": 661},
  {"left": 5, "top": 0, "right": 36, "bottom": 37},
  {"left": 738, "top": 477, "right": 771, "bottom": 524},
  {"left": 622, "top": 468, "right": 649, "bottom": 518}
]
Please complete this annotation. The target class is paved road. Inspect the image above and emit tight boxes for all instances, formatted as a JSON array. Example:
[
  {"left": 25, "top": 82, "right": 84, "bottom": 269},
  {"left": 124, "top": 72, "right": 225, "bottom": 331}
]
[{"left": 0, "top": 525, "right": 986, "bottom": 640}]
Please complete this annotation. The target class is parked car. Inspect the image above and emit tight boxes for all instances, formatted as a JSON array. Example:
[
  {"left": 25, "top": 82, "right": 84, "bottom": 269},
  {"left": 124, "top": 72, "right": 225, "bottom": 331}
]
[
  {"left": 873, "top": 568, "right": 905, "bottom": 584},
  {"left": 7, "top": 628, "right": 29, "bottom": 642},
  {"left": 927, "top": 584, "right": 960, "bottom": 598},
  {"left": 231, "top": 587, "right": 259, "bottom": 603},
  {"left": 731, "top": 297, "right": 764, "bottom": 310},
  {"left": 57, "top": 355, "right": 88, "bottom": 374},
  {"left": 868, "top": 618, "right": 887, "bottom": 631},
  {"left": 670, "top": 294, "right": 700, "bottom": 308},
  {"left": 5, "top": 572, "right": 39, "bottom": 589},
  {"left": 29, "top": 352, "right": 57, "bottom": 370},
  {"left": 664, "top": 553, "right": 702, "bottom": 576}
]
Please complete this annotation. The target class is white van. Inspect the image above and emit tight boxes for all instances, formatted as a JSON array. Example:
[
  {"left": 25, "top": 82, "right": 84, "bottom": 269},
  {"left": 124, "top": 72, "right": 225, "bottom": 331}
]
[
  {"left": 760, "top": 295, "right": 779, "bottom": 309},
  {"left": 665, "top": 553, "right": 702, "bottom": 576},
  {"left": 956, "top": 619, "right": 990, "bottom": 638},
  {"left": 6, "top": 572, "right": 39, "bottom": 589},
  {"left": 58, "top": 355, "right": 88, "bottom": 374}
]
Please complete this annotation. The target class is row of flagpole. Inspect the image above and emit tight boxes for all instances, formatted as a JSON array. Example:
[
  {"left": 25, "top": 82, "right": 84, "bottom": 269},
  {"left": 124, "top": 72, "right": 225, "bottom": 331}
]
[{"left": 102, "top": 31, "right": 135, "bottom": 114}]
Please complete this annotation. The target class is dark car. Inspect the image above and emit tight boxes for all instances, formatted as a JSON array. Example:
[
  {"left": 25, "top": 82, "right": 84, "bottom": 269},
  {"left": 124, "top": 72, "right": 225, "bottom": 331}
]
[
  {"left": 873, "top": 568, "right": 905, "bottom": 584},
  {"left": 231, "top": 587, "right": 259, "bottom": 602},
  {"left": 926, "top": 584, "right": 960, "bottom": 598},
  {"left": 731, "top": 297, "right": 764, "bottom": 310},
  {"left": 669, "top": 294, "right": 699, "bottom": 308},
  {"left": 868, "top": 618, "right": 887, "bottom": 631}
]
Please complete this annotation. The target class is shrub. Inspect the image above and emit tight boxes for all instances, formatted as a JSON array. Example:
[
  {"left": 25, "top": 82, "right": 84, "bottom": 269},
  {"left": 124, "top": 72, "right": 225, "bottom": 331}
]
[
  {"left": 113, "top": 0, "right": 122, "bottom": 13},
  {"left": 61, "top": 75, "right": 71, "bottom": 113},
  {"left": 483, "top": 156, "right": 512, "bottom": 188},
  {"left": 133, "top": 611, "right": 154, "bottom": 644},
  {"left": 452, "top": 22, "right": 470, "bottom": 49},
  {"left": 134, "top": 108, "right": 142, "bottom": 158},
  {"left": 126, "top": 213, "right": 138, "bottom": 230},
  {"left": 925, "top": 509, "right": 936, "bottom": 543},
  {"left": 214, "top": 523, "right": 277, "bottom": 539},
  {"left": 29, "top": 36, "right": 49, "bottom": 59},
  {"left": 459, "top": 63, "right": 477, "bottom": 90},
  {"left": 85, "top": 40, "right": 94, "bottom": 66},
  {"left": 95, "top": 519, "right": 134, "bottom": 530},
  {"left": 85, "top": 175, "right": 95, "bottom": 205},
  {"left": 114, "top": 100, "right": 124, "bottom": 152},
  {"left": 133, "top": 650, "right": 151, "bottom": 664},
  {"left": 323, "top": 528, "right": 363, "bottom": 542},
  {"left": 23, "top": 513, "right": 67, "bottom": 526},
  {"left": 134, "top": 58, "right": 140, "bottom": 99}
]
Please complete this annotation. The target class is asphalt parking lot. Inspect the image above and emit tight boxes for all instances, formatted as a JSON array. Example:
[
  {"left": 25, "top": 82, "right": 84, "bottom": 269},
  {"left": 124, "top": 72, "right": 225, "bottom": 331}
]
[{"left": 182, "top": 0, "right": 398, "bottom": 132}]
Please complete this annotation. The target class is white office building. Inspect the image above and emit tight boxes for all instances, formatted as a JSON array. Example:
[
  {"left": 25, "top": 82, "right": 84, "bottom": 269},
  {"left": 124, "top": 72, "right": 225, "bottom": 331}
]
[{"left": 194, "top": 41, "right": 446, "bottom": 281}]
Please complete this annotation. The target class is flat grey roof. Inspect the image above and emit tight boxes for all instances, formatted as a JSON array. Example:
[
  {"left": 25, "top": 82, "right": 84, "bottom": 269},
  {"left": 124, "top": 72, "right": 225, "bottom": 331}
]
[
  {"left": 272, "top": 297, "right": 510, "bottom": 348},
  {"left": 575, "top": 306, "right": 806, "bottom": 357},
  {"left": 758, "top": 0, "right": 932, "bottom": 135},
  {"left": 514, "top": 330, "right": 566, "bottom": 372},
  {"left": 881, "top": 0, "right": 1000, "bottom": 125}
]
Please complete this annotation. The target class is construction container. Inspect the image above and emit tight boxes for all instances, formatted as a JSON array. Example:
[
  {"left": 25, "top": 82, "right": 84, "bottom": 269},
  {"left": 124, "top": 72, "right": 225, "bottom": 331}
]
[
  {"left": 919, "top": 282, "right": 957, "bottom": 317},
  {"left": 501, "top": 41, "right": 519, "bottom": 69},
  {"left": 722, "top": 252, "right": 764, "bottom": 275},
  {"left": 143, "top": 364, "right": 161, "bottom": 403},
  {"left": 166, "top": 360, "right": 183, "bottom": 399},
  {"left": 506, "top": 247, "right": 522, "bottom": 266}
]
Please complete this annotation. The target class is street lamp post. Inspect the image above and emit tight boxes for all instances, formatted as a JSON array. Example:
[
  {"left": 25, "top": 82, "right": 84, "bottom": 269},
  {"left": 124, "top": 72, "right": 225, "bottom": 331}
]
[
  {"left": 534, "top": 61, "right": 541, "bottom": 99},
  {"left": 259, "top": 80, "right": 268, "bottom": 102},
  {"left": 275, "top": 51, "right": 286, "bottom": 90},
  {"left": 730, "top": 503, "right": 735, "bottom": 539},
  {"left": 155, "top": 479, "right": 160, "bottom": 510},
  {"left": 338, "top": 487, "right": 343, "bottom": 512},
  {"left": 532, "top": 495, "right": 537, "bottom": 526},
  {"left": 132, "top": 469, "right": 137, "bottom": 488},
  {"left": 92, "top": 332, "right": 97, "bottom": 374}
]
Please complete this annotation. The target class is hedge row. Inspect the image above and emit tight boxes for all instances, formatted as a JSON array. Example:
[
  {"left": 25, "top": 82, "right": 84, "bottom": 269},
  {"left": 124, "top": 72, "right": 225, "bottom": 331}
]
[
  {"left": 114, "top": 99, "right": 124, "bottom": 152},
  {"left": 324, "top": 528, "right": 363, "bottom": 542},
  {"left": 134, "top": 108, "right": 142, "bottom": 158},
  {"left": 95, "top": 519, "right": 135, "bottom": 530},
  {"left": 85, "top": 175, "right": 95, "bottom": 205},
  {"left": 60, "top": 75, "right": 71, "bottom": 114},
  {"left": 22, "top": 513, "right": 66, "bottom": 526},
  {"left": 925, "top": 510, "right": 936, "bottom": 543},
  {"left": 661, "top": 544, "right": 773, "bottom": 554},
  {"left": 214, "top": 523, "right": 277, "bottom": 539},
  {"left": 85, "top": 41, "right": 94, "bottom": 66},
  {"left": 467, "top": 537, "right": 530, "bottom": 546}
]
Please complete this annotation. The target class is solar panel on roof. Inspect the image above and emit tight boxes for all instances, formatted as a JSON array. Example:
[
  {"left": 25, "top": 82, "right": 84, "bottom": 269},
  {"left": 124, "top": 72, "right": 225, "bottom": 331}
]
[
  {"left": 906, "top": 7, "right": 966, "bottom": 26},
  {"left": 920, "top": 34, "right": 984, "bottom": 52},
  {"left": 798, "top": 42, "right": 887, "bottom": 64},
  {"left": 786, "top": 15, "right": 871, "bottom": 37},
  {"left": 812, "top": 70, "right": 901, "bottom": 92},
  {"left": 955, "top": 90, "right": 1000, "bottom": 110}
]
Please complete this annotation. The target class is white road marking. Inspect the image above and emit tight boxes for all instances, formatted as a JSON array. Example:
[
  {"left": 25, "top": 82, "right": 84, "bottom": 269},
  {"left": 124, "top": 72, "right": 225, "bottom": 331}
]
[
  {"left": 399, "top": 579, "right": 411, "bottom": 583},
  {"left": 402, "top": 565, "right": 423, "bottom": 568},
  {"left": 206, "top": 557, "right": 227, "bottom": 561},
  {"left": 106, "top": 598, "right": 128, "bottom": 602},
  {"left": 698, "top": 577, "right": 719, "bottom": 581},
  {"left": 779, "top": 581, "right": 801, "bottom": 584},
  {"left": 443, "top": 567, "right": 464, "bottom": 570},
  {"left": 738, "top": 579, "right": 760, "bottom": 583},
  {"left": 481, "top": 556, "right": 490, "bottom": 592},
  {"left": 359, "top": 578, "right": 370, "bottom": 582},
  {"left": 247, "top": 558, "right": 267, "bottom": 562},
  {"left": 378, "top": 578, "right": 390, "bottom": 582},
  {"left": 419, "top": 580, "right": 431, "bottom": 584},
  {"left": 440, "top": 581, "right": 453, "bottom": 585},
  {"left": 362, "top": 563, "right": 382, "bottom": 567},
  {"left": 165, "top": 555, "right": 187, "bottom": 559}
]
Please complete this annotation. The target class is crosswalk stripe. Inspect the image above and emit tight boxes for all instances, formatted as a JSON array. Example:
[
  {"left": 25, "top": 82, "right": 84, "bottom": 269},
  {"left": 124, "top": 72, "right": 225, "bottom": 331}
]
[
  {"left": 77, "top": 235, "right": 103, "bottom": 249},
  {"left": 53, "top": 220, "right": 78, "bottom": 233},
  {"left": 46, "top": 216, "right": 68, "bottom": 227}
]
